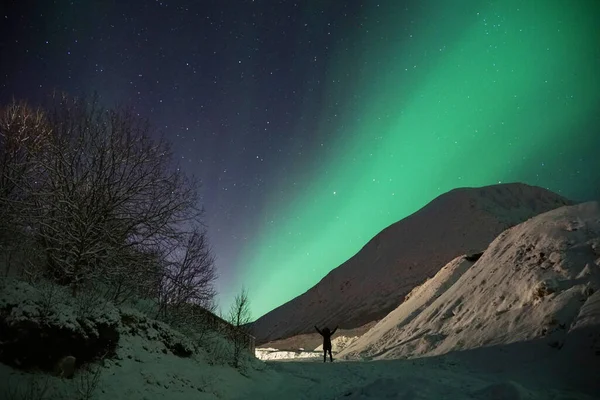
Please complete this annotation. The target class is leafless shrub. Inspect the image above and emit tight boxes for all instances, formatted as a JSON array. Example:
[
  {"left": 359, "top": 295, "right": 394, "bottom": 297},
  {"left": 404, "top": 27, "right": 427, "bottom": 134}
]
[
  {"left": 73, "top": 282, "right": 111, "bottom": 318},
  {"left": 227, "top": 287, "right": 252, "bottom": 368},
  {"left": 102, "top": 247, "right": 164, "bottom": 305},
  {"left": 203, "top": 331, "right": 232, "bottom": 366},
  {"left": 156, "top": 226, "right": 217, "bottom": 326},
  {"left": 72, "top": 363, "right": 103, "bottom": 400},
  {"left": 166, "top": 301, "right": 218, "bottom": 345},
  {"left": 36, "top": 279, "right": 70, "bottom": 318},
  {"left": 2, "top": 236, "right": 45, "bottom": 280}
]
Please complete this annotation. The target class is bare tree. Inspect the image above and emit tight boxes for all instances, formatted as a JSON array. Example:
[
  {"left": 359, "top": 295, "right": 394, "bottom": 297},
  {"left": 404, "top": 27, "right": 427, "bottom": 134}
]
[
  {"left": 0, "top": 101, "right": 50, "bottom": 276},
  {"left": 227, "top": 287, "right": 252, "bottom": 368},
  {"left": 0, "top": 94, "right": 216, "bottom": 308},
  {"left": 0, "top": 100, "right": 49, "bottom": 200},
  {"left": 103, "top": 246, "right": 165, "bottom": 305},
  {"left": 32, "top": 94, "right": 204, "bottom": 297},
  {"left": 156, "top": 225, "right": 217, "bottom": 325}
]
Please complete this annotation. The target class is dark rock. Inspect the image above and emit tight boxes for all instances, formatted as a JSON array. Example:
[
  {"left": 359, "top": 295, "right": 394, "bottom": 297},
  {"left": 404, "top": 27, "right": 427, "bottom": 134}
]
[
  {"left": 465, "top": 252, "right": 484, "bottom": 262},
  {"left": 0, "top": 281, "right": 120, "bottom": 374},
  {"left": 53, "top": 355, "right": 76, "bottom": 378},
  {"left": 0, "top": 309, "right": 119, "bottom": 373}
]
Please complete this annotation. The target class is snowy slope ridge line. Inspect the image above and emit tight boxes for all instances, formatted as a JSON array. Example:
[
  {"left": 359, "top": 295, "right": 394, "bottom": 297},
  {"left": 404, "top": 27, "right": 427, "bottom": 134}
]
[
  {"left": 343, "top": 255, "right": 476, "bottom": 360},
  {"left": 340, "top": 201, "right": 600, "bottom": 361},
  {"left": 253, "top": 183, "right": 572, "bottom": 344}
]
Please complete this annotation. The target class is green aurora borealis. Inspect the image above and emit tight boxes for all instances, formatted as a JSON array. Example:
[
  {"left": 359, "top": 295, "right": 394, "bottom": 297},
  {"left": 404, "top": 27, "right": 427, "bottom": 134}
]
[{"left": 231, "top": 0, "right": 600, "bottom": 319}]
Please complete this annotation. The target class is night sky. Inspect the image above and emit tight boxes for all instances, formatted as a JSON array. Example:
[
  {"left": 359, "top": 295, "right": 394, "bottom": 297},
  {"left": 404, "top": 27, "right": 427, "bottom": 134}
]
[{"left": 1, "top": 0, "right": 599, "bottom": 320}]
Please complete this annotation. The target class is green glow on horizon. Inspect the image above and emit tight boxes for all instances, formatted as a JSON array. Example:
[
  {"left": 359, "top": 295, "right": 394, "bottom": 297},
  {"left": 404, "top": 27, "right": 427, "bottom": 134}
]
[{"left": 227, "top": 0, "right": 600, "bottom": 320}]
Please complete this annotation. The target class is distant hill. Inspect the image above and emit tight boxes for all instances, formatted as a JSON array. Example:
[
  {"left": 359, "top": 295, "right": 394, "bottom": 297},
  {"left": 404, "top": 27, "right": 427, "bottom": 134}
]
[{"left": 252, "top": 183, "right": 572, "bottom": 344}]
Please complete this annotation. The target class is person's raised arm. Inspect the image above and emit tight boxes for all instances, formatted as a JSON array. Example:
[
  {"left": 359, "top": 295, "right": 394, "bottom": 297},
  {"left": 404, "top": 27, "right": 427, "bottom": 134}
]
[
  {"left": 314, "top": 325, "right": 322, "bottom": 335},
  {"left": 331, "top": 326, "right": 338, "bottom": 335}
]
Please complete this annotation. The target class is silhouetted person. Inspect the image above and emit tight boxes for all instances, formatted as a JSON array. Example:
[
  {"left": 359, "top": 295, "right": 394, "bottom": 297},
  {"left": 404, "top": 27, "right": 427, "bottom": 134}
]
[{"left": 315, "top": 325, "right": 338, "bottom": 362}]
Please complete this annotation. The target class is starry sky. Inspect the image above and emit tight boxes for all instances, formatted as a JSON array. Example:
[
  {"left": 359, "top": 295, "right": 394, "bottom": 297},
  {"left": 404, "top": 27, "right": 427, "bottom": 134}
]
[{"left": 1, "top": 0, "right": 599, "bottom": 320}]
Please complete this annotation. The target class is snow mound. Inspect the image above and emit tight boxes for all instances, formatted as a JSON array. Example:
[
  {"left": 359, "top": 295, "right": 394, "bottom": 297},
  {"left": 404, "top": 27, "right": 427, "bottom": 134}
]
[
  {"left": 0, "top": 279, "right": 121, "bottom": 371},
  {"left": 255, "top": 348, "right": 321, "bottom": 361},
  {"left": 340, "top": 201, "right": 600, "bottom": 361},
  {"left": 0, "top": 279, "right": 265, "bottom": 399}
]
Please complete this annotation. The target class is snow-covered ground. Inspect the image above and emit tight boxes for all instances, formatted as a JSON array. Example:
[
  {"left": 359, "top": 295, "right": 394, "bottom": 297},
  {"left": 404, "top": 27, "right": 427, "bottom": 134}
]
[
  {"left": 5, "top": 338, "right": 597, "bottom": 400},
  {"left": 1, "top": 332, "right": 261, "bottom": 400},
  {"left": 238, "top": 349, "right": 599, "bottom": 400}
]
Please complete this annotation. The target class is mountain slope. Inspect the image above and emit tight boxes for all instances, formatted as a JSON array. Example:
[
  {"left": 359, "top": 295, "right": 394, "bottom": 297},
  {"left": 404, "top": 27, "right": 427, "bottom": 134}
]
[
  {"left": 339, "top": 201, "right": 600, "bottom": 362},
  {"left": 252, "top": 183, "right": 572, "bottom": 344}
]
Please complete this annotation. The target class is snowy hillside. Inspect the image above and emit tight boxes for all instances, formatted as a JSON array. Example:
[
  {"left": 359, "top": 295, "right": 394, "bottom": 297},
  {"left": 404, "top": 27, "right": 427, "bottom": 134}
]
[
  {"left": 340, "top": 201, "right": 600, "bottom": 362},
  {"left": 0, "top": 278, "right": 264, "bottom": 400},
  {"left": 253, "top": 183, "right": 572, "bottom": 344}
]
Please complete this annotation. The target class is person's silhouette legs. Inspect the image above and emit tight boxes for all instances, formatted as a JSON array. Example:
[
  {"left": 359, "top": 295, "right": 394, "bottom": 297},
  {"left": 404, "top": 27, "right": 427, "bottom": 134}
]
[{"left": 328, "top": 349, "right": 333, "bottom": 362}]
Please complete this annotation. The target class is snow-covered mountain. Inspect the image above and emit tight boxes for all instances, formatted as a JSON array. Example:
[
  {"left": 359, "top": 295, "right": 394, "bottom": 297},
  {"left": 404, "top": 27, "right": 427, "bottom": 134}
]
[
  {"left": 252, "top": 183, "right": 572, "bottom": 344},
  {"left": 339, "top": 201, "right": 600, "bottom": 361}
]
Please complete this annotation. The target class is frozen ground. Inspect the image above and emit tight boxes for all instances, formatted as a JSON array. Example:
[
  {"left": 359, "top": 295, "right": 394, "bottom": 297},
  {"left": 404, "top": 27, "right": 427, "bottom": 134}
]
[
  {"left": 236, "top": 346, "right": 598, "bottom": 400},
  {"left": 4, "top": 339, "right": 594, "bottom": 400}
]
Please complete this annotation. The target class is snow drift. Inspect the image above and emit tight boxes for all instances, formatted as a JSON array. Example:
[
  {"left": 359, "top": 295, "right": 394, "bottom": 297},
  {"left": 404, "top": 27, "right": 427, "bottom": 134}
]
[
  {"left": 255, "top": 348, "right": 321, "bottom": 361},
  {"left": 340, "top": 201, "right": 600, "bottom": 361},
  {"left": 252, "top": 183, "right": 572, "bottom": 344}
]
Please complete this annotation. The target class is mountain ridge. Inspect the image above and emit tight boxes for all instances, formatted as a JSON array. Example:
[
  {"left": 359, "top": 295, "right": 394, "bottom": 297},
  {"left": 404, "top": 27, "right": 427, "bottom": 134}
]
[{"left": 252, "top": 182, "right": 573, "bottom": 344}]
